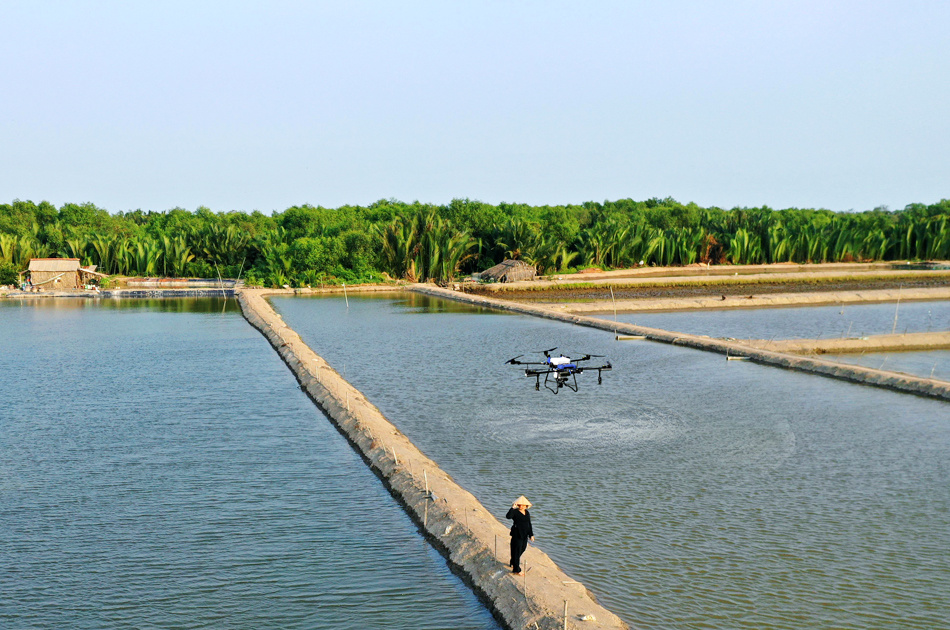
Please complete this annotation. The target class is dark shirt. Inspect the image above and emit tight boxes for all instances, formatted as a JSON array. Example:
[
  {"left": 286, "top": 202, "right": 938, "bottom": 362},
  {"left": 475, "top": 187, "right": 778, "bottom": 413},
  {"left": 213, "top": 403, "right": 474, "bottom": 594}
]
[{"left": 505, "top": 508, "right": 533, "bottom": 540}]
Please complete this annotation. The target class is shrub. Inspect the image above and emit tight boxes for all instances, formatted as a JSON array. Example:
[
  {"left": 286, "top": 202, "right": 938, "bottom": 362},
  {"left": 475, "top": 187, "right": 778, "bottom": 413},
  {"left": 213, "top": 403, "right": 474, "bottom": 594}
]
[{"left": 0, "top": 261, "right": 18, "bottom": 285}]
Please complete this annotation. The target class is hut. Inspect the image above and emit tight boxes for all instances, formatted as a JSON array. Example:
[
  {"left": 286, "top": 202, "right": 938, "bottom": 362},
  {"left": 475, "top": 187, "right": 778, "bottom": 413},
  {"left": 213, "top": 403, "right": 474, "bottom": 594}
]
[
  {"left": 27, "top": 258, "right": 105, "bottom": 290},
  {"left": 479, "top": 259, "right": 537, "bottom": 283}
]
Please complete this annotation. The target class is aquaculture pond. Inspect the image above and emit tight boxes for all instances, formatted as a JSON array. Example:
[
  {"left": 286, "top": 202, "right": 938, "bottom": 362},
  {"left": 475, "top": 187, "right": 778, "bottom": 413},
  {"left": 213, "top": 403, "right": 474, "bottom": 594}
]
[
  {"left": 0, "top": 299, "right": 499, "bottom": 630},
  {"left": 831, "top": 350, "right": 950, "bottom": 382},
  {"left": 606, "top": 300, "right": 950, "bottom": 340},
  {"left": 273, "top": 293, "right": 950, "bottom": 630}
]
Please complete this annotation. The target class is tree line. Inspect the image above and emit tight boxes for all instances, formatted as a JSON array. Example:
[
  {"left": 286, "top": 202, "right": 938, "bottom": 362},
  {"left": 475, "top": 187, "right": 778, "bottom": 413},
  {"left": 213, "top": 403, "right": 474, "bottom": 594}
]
[{"left": 1, "top": 197, "right": 948, "bottom": 287}]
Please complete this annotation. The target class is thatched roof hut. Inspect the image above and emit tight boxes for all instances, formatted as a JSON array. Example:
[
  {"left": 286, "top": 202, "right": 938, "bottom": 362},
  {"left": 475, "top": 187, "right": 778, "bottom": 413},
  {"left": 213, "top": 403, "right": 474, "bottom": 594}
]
[
  {"left": 27, "top": 258, "right": 105, "bottom": 290},
  {"left": 480, "top": 259, "right": 537, "bottom": 283}
]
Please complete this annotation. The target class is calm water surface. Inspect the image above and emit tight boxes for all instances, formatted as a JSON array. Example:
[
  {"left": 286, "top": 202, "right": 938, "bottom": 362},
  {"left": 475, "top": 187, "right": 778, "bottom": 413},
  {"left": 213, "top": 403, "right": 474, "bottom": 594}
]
[
  {"left": 0, "top": 299, "right": 499, "bottom": 630},
  {"left": 609, "top": 300, "right": 950, "bottom": 340},
  {"left": 273, "top": 293, "right": 950, "bottom": 630},
  {"left": 832, "top": 350, "right": 950, "bottom": 382}
]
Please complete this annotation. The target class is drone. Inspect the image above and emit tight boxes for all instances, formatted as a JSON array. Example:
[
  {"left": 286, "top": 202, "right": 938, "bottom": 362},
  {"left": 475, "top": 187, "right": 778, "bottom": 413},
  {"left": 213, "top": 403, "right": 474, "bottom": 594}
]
[{"left": 505, "top": 348, "right": 612, "bottom": 394}]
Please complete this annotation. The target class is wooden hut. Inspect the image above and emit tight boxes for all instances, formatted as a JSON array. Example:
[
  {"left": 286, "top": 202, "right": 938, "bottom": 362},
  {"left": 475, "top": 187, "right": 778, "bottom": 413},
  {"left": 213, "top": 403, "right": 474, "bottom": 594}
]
[
  {"left": 479, "top": 259, "right": 537, "bottom": 283},
  {"left": 27, "top": 258, "right": 105, "bottom": 290}
]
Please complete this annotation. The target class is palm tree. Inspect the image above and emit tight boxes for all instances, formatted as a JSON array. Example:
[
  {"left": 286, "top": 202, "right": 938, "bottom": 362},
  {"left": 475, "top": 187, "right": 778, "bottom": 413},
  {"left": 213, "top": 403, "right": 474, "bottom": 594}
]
[
  {"left": 377, "top": 217, "right": 419, "bottom": 280},
  {"left": 161, "top": 235, "right": 194, "bottom": 277},
  {"left": 726, "top": 228, "right": 762, "bottom": 264},
  {"left": 130, "top": 238, "right": 161, "bottom": 276},
  {"left": 0, "top": 234, "right": 16, "bottom": 265},
  {"left": 494, "top": 217, "right": 540, "bottom": 262}
]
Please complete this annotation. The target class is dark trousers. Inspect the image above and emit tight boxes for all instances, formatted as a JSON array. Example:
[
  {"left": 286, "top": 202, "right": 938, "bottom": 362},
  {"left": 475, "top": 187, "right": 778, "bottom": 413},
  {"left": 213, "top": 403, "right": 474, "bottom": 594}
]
[{"left": 509, "top": 535, "right": 528, "bottom": 572}]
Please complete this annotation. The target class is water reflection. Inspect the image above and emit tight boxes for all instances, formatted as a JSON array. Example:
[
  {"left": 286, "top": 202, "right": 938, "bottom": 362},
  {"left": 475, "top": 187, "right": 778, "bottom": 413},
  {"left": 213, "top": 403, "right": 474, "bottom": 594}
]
[{"left": 1, "top": 296, "right": 241, "bottom": 313}]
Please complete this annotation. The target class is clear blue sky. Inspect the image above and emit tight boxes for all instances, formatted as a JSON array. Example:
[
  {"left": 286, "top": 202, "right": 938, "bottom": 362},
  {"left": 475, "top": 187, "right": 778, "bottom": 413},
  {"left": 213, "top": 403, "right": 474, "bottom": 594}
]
[{"left": 2, "top": 1, "right": 947, "bottom": 213}]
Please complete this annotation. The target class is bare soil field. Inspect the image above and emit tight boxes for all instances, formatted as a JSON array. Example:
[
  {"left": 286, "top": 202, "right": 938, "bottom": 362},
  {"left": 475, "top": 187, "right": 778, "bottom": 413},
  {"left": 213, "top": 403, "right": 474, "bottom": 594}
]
[
  {"left": 461, "top": 263, "right": 950, "bottom": 305},
  {"left": 494, "top": 276, "right": 950, "bottom": 303}
]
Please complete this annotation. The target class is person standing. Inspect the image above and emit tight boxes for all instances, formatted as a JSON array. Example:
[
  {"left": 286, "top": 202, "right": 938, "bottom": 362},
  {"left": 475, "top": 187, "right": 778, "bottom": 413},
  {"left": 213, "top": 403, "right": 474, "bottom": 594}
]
[{"left": 506, "top": 495, "right": 534, "bottom": 575}]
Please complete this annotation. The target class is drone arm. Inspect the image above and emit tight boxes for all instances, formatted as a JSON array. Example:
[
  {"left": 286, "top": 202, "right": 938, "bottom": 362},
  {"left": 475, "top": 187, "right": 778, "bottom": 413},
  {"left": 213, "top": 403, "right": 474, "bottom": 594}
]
[{"left": 508, "top": 359, "right": 548, "bottom": 367}]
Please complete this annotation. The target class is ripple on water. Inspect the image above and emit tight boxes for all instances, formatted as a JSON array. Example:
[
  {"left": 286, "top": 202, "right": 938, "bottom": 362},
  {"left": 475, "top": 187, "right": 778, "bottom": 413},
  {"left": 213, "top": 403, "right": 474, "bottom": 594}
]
[
  {"left": 273, "top": 294, "right": 950, "bottom": 630},
  {"left": 0, "top": 301, "right": 499, "bottom": 630}
]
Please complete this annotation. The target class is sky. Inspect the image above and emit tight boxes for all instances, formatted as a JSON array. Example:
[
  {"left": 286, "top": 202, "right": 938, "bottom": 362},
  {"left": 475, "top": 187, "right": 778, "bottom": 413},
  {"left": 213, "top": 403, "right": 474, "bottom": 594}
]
[{"left": 1, "top": 0, "right": 947, "bottom": 214}]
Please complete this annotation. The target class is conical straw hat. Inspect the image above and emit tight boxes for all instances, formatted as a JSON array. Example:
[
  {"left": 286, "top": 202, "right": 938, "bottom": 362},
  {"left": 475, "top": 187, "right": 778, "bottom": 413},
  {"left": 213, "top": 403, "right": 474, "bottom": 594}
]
[{"left": 512, "top": 495, "right": 532, "bottom": 508}]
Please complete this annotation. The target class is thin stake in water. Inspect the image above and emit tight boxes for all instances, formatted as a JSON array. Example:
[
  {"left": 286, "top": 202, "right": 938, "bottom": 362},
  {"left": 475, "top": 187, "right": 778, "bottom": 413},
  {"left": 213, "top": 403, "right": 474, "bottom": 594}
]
[
  {"left": 609, "top": 285, "right": 617, "bottom": 334},
  {"left": 891, "top": 285, "right": 902, "bottom": 334}
]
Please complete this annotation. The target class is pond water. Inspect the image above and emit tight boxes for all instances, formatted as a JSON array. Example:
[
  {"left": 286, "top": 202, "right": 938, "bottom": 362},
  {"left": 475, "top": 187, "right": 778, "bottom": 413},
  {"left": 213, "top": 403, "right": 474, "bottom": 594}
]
[
  {"left": 606, "top": 300, "right": 950, "bottom": 340},
  {"left": 0, "top": 299, "right": 499, "bottom": 630},
  {"left": 831, "top": 350, "right": 950, "bottom": 382},
  {"left": 273, "top": 293, "right": 950, "bottom": 630}
]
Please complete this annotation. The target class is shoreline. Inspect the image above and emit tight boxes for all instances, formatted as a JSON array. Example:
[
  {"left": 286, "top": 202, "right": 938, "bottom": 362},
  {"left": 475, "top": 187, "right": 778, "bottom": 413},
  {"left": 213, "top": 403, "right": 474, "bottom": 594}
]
[
  {"left": 468, "top": 266, "right": 950, "bottom": 294},
  {"left": 410, "top": 284, "right": 950, "bottom": 402},
  {"left": 0, "top": 284, "right": 405, "bottom": 300},
  {"left": 551, "top": 286, "right": 950, "bottom": 314},
  {"left": 741, "top": 331, "right": 950, "bottom": 355},
  {"left": 236, "top": 288, "right": 628, "bottom": 630}
]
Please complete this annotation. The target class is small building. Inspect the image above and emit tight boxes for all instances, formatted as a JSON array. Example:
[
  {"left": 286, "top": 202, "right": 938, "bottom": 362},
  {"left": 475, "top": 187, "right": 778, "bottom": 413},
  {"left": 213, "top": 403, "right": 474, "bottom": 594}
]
[
  {"left": 479, "top": 259, "right": 537, "bottom": 283},
  {"left": 27, "top": 258, "right": 105, "bottom": 290}
]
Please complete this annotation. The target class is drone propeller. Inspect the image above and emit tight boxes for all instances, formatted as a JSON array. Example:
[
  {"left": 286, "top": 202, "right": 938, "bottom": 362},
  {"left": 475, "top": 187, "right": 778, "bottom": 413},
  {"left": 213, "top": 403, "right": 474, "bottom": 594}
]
[
  {"left": 539, "top": 347, "right": 557, "bottom": 357},
  {"left": 505, "top": 355, "right": 524, "bottom": 365}
]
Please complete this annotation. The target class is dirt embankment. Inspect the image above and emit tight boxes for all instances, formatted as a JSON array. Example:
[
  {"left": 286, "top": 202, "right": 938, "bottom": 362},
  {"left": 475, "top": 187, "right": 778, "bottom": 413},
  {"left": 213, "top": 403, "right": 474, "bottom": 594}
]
[
  {"left": 411, "top": 285, "right": 950, "bottom": 402},
  {"left": 457, "top": 264, "right": 950, "bottom": 314},
  {"left": 501, "top": 277, "right": 950, "bottom": 304},
  {"left": 744, "top": 331, "right": 950, "bottom": 355},
  {"left": 552, "top": 286, "right": 950, "bottom": 314},
  {"left": 237, "top": 288, "right": 628, "bottom": 630}
]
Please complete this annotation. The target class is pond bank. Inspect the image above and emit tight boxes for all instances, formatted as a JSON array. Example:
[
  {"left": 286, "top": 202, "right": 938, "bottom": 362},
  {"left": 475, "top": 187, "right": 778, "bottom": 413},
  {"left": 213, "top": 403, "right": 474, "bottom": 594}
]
[
  {"left": 0, "top": 288, "right": 235, "bottom": 298},
  {"left": 552, "top": 287, "right": 950, "bottom": 314},
  {"left": 236, "top": 287, "right": 628, "bottom": 630},
  {"left": 743, "top": 330, "right": 950, "bottom": 354},
  {"left": 410, "top": 285, "right": 950, "bottom": 402},
  {"left": 467, "top": 266, "right": 950, "bottom": 295}
]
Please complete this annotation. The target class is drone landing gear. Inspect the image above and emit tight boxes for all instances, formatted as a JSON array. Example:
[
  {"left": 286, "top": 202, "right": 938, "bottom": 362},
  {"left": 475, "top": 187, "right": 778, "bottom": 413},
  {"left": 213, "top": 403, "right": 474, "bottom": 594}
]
[{"left": 540, "top": 371, "right": 578, "bottom": 394}]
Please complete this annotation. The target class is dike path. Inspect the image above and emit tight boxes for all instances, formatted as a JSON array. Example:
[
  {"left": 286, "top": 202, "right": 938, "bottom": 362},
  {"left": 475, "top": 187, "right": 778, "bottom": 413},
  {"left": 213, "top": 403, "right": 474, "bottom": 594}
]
[
  {"left": 409, "top": 285, "right": 950, "bottom": 402},
  {"left": 237, "top": 288, "right": 628, "bottom": 630},
  {"left": 550, "top": 286, "right": 950, "bottom": 314}
]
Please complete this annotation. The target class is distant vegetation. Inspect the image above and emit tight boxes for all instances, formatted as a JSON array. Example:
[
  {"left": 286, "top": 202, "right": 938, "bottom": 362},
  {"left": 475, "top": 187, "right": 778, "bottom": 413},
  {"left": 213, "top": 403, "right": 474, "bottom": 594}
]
[{"left": 1, "top": 198, "right": 948, "bottom": 287}]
